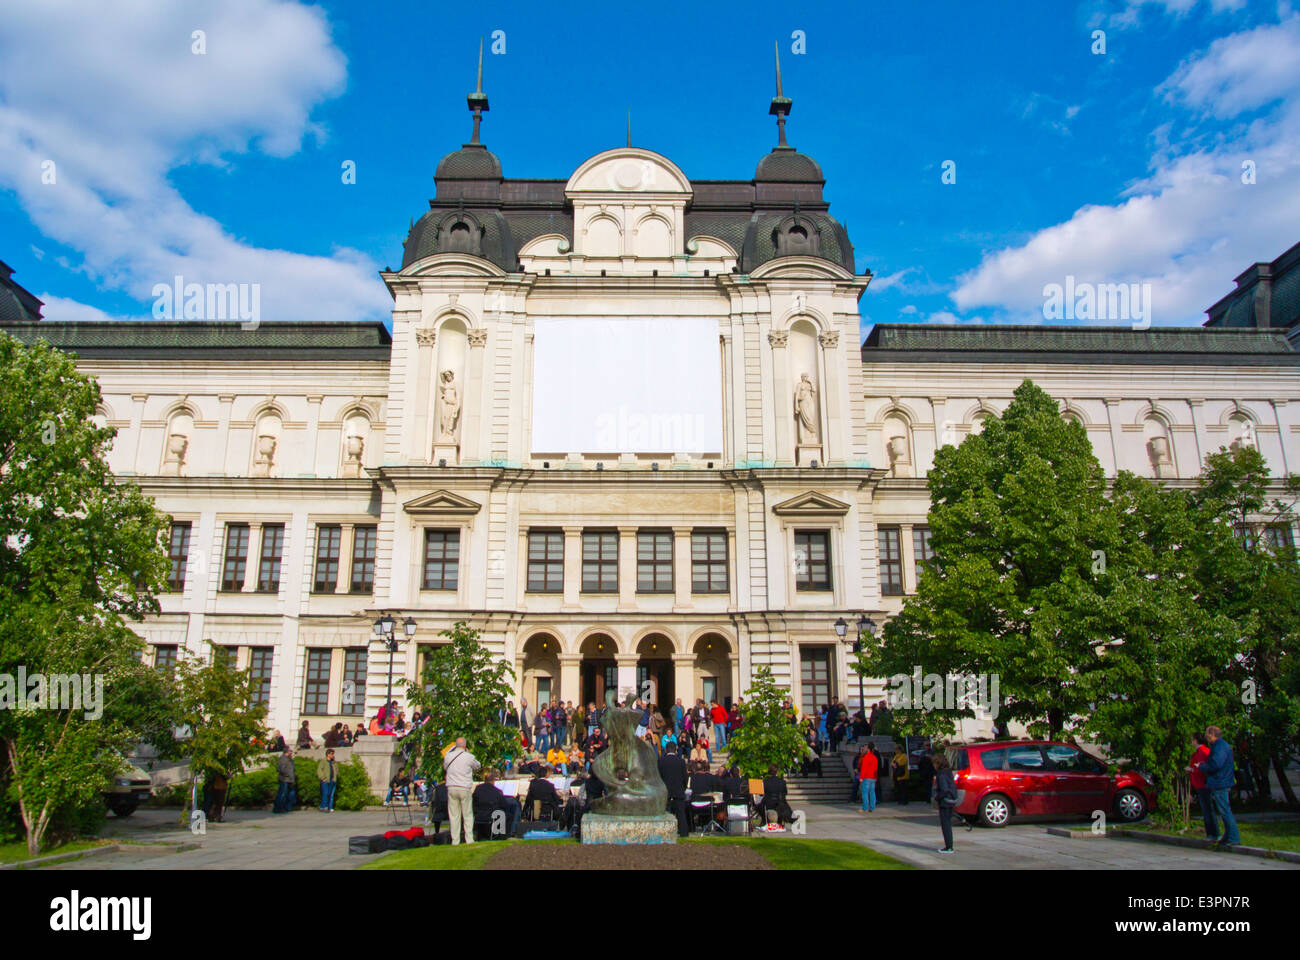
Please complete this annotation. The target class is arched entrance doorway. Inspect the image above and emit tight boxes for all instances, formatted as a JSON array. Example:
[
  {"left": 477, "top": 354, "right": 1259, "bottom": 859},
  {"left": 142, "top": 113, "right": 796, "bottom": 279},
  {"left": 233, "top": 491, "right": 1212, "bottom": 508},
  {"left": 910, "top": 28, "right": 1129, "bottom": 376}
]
[
  {"left": 635, "top": 633, "right": 674, "bottom": 711},
  {"left": 579, "top": 633, "right": 617, "bottom": 708},
  {"left": 693, "top": 633, "right": 733, "bottom": 707},
  {"left": 519, "top": 633, "right": 561, "bottom": 709}
]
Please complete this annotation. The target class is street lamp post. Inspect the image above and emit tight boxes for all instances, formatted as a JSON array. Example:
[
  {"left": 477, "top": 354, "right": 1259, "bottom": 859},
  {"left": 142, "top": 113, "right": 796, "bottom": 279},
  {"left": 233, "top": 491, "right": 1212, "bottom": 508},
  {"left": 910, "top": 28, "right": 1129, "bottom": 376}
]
[
  {"left": 835, "top": 614, "right": 878, "bottom": 717},
  {"left": 373, "top": 613, "right": 417, "bottom": 725}
]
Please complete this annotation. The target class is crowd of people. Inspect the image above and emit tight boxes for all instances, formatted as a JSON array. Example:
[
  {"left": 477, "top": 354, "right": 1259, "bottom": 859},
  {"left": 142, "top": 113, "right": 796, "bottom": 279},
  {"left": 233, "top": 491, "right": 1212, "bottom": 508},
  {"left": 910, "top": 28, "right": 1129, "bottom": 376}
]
[{"left": 501, "top": 696, "right": 745, "bottom": 774}]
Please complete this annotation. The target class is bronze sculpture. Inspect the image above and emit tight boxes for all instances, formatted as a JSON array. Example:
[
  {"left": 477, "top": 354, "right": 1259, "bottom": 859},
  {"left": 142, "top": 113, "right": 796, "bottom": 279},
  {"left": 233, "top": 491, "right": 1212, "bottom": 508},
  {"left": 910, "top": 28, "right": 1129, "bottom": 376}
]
[{"left": 590, "top": 691, "right": 668, "bottom": 817}]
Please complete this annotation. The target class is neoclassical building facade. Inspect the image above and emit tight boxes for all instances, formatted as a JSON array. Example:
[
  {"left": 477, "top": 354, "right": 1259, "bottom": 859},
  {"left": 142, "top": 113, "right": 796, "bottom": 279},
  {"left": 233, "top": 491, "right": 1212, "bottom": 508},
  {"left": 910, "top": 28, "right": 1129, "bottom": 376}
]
[{"left": 5, "top": 80, "right": 1300, "bottom": 737}]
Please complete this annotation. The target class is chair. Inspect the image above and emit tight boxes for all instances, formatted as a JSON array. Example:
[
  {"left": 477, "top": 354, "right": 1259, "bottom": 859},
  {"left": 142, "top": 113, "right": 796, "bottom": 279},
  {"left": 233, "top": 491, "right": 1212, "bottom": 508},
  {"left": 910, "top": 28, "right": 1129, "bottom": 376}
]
[
  {"left": 472, "top": 796, "right": 503, "bottom": 841},
  {"left": 386, "top": 791, "right": 413, "bottom": 826}
]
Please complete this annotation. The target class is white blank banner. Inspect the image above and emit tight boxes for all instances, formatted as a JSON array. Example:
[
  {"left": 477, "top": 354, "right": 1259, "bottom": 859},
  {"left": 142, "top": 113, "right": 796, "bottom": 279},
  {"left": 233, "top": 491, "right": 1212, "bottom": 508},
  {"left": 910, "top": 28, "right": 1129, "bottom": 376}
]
[{"left": 531, "top": 317, "right": 722, "bottom": 454}]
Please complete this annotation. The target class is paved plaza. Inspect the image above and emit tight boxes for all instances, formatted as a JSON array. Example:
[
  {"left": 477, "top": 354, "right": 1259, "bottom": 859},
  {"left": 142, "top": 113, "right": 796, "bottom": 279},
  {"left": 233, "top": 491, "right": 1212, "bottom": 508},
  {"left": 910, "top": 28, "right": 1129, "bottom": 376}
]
[{"left": 35, "top": 803, "right": 1298, "bottom": 871}]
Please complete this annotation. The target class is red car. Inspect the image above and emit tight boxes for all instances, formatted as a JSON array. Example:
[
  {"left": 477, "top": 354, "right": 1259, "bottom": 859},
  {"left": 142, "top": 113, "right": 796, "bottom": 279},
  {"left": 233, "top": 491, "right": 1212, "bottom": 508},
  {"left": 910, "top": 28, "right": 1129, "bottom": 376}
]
[{"left": 948, "top": 741, "right": 1155, "bottom": 828}]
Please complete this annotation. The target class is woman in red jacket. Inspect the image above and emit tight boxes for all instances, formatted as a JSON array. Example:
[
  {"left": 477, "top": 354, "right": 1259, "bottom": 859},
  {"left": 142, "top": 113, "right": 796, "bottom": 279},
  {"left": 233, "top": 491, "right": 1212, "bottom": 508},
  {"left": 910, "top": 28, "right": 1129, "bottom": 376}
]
[{"left": 1187, "top": 732, "right": 1215, "bottom": 839}]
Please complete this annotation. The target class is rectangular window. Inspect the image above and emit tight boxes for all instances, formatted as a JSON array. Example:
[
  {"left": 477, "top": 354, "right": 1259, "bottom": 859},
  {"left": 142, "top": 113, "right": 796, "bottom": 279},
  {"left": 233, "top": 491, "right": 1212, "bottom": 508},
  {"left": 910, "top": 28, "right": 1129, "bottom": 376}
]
[
  {"left": 221, "top": 523, "right": 249, "bottom": 592},
  {"left": 212, "top": 645, "right": 235, "bottom": 670},
  {"left": 878, "top": 526, "right": 903, "bottom": 596},
  {"left": 313, "top": 524, "right": 342, "bottom": 593},
  {"left": 153, "top": 644, "right": 179, "bottom": 676},
  {"left": 350, "top": 525, "right": 377, "bottom": 594},
  {"left": 343, "top": 648, "right": 367, "bottom": 717},
  {"left": 422, "top": 529, "right": 460, "bottom": 590},
  {"left": 691, "top": 529, "right": 729, "bottom": 593},
  {"left": 302, "top": 649, "right": 331, "bottom": 715},
  {"left": 581, "top": 530, "right": 618, "bottom": 593},
  {"left": 527, "top": 529, "right": 565, "bottom": 593},
  {"left": 256, "top": 523, "right": 285, "bottom": 593},
  {"left": 249, "top": 647, "right": 273, "bottom": 706},
  {"left": 167, "top": 521, "right": 191, "bottom": 593},
  {"left": 795, "top": 530, "right": 832, "bottom": 591},
  {"left": 1264, "top": 524, "right": 1295, "bottom": 554},
  {"left": 636, "top": 529, "right": 674, "bottom": 593},
  {"left": 913, "top": 526, "right": 934, "bottom": 568}
]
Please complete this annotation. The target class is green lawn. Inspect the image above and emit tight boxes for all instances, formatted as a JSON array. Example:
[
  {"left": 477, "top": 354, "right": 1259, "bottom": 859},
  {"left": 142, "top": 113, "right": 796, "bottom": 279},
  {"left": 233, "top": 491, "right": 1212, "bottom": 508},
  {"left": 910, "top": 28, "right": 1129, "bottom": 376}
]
[
  {"left": 685, "top": 836, "right": 912, "bottom": 869},
  {"left": 363, "top": 836, "right": 909, "bottom": 870},
  {"left": 1127, "top": 819, "right": 1300, "bottom": 853},
  {"left": 0, "top": 838, "right": 111, "bottom": 864}
]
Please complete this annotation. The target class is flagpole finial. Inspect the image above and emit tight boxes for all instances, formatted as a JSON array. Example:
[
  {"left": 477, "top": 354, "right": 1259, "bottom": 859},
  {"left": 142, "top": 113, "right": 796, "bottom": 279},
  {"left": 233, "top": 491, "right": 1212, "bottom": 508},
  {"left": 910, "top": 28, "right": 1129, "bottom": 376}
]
[
  {"left": 627, "top": 111, "right": 631, "bottom": 148},
  {"left": 769, "top": 42, "right": 793, "bottom": 148},
  {"left": 467, "top": 38, "right": 490, "bottom": 145}
]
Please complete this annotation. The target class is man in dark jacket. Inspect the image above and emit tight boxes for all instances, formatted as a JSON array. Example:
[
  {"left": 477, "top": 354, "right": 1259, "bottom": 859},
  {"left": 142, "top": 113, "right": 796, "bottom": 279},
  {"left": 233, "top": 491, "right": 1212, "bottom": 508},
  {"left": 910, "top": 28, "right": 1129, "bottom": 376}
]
[
  {"left": 524, "top": 767, "right": 561, "bottom": 821},
  {"left": 761, "top": 765, "right": 795, "bottom": 825},
  {"left": 1196, "top": 726, "right": 1241, "bottom": 845},
  {"left": 658, "top": 742, "right": 690, "bottom": 836},
  {"left": 273, "top": 747, "right": 296, "bottom": 813},
  {"left": 473, "top": 770, "right": 519, "bottom": 837}
]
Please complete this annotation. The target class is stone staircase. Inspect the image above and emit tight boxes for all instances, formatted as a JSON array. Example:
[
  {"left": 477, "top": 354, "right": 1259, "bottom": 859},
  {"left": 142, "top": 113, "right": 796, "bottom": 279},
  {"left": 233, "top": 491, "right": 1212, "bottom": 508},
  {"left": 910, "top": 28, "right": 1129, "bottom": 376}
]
[{"left": 787, "top": 749, "right": 855, "bottom": 805}]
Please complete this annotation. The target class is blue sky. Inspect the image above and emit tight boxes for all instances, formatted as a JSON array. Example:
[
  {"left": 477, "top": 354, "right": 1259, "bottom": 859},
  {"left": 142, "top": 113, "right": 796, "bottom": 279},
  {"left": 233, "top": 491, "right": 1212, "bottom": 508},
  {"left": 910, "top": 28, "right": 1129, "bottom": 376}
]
[{"left": 1, "top": 0, "right": 1297, "bottom": 336}]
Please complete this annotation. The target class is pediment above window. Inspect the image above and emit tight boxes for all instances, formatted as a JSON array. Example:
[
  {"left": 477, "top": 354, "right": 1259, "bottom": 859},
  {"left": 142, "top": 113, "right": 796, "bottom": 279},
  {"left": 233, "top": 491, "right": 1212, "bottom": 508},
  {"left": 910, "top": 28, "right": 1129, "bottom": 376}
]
[
  {"left": 402, "top": 489, "right": 482, "bottom": 516},
  {"left": 771, "top": 491, "right": 851, "bottom": 518}
]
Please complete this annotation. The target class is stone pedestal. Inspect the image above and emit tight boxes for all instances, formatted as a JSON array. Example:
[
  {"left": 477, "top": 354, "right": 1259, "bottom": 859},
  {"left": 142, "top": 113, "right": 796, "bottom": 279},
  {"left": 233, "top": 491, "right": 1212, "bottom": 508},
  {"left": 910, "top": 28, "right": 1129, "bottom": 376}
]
[
  {"left": 352, "top": 736, "right": 400, "bottom": 801},
  {"left": 432, "top": 442, "right": 459, "bottom": 465},
  {"left": 581, "top": 813, "right": 678, "bottom": 845},
  {"left": 796, "top": 444, "right": 822, "bottom": 466}
]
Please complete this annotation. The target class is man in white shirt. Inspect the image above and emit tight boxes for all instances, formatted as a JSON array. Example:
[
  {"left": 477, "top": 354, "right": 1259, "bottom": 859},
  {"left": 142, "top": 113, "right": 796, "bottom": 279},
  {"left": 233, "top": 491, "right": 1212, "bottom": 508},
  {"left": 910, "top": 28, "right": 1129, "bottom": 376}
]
[{"left": 442, "top": 736, "right": 482, "bottom": 845}]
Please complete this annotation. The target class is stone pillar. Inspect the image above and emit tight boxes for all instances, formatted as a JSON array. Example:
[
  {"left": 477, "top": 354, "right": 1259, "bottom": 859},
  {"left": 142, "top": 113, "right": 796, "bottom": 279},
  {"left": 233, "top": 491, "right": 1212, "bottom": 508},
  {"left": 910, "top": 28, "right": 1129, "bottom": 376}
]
[
  {"left": 413, "top": 327, "right": 436, "bottom": 462},
  {"left": 563, "top": 526, "right": 582, "bottom": 609},
  {"left": 1103, "top": 399, "right": 1123, "bottom": 476},
  {"left": 128, "top": 394, "right": 147, "bottom": 474},
  {"left": 615, "top": 653, "right": 639, "bottom": 704},
  {"left": 673, "top": 653, "right": 695, "bottom": 710},
  {"left": 215, "top": 394, "right": 235, "bottom": 476},
  {"left": 559, "top": 654, "right": 582, "bottom": 706},
  {"left": 618, "top": 526, "right": 637, "bottom": 608},
  {"left": 461, "top": 327, "right": 488, "bottom": 464},
  {"left": 899, "top": 522, "right": 916, "bottom": 594},
  {"left": 673, "top": 526, "right": 692, "bottom": 609},
  {"left": 305, "top": 395, "right": 323, "bottom": 477},
  {"left": 769, "top": 330, "right": 792, "bottom": 465}
]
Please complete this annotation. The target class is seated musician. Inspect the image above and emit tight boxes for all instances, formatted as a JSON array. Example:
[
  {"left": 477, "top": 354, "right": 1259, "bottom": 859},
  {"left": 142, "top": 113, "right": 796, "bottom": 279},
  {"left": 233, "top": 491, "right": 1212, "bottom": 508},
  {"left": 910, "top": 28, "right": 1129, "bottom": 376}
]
[{"left": 761, "top": 764, "right": 796, "bottom": 825}]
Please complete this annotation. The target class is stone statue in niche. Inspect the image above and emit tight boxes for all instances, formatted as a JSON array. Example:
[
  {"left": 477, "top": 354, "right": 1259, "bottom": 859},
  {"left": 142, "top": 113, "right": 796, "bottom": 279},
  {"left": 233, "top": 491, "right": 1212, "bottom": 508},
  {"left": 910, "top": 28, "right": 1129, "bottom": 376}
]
[
  {"left": 162, "top": 432, "right": 188, "bottom": 476},
  {"left": 437, "top": 370, "right": 461, "bottom": 442},
  {"left": 253, "top": 434, "right": 277, "bottom": 478},
  {"left": 795, "top": 373, "right": 820, "bottom": 444},
  {"left": 1147, "top": 435, "right": 1173, "bottom": 478}
]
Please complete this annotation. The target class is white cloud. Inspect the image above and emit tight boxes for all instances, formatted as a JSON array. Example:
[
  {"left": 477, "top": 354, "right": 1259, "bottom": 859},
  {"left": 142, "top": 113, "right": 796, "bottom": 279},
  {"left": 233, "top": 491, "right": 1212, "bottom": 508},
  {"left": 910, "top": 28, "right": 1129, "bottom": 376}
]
[
  {"left": 1096, "top": 0, "right": 1248, "bottom": 30},
  {"left": 870, "top": 267, "right": 920, "bottom": 292},
  {"left": 0, "top": 0, "right": 390, "bottom": 323},
  {"left": 953, "top": 16, "right": 1300, "bottom": 326}
]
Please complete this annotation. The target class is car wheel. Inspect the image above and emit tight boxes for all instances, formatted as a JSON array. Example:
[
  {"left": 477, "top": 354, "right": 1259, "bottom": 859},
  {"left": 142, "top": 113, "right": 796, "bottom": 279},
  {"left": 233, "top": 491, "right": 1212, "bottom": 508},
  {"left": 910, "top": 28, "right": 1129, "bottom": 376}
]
[
  {"left": 978, "top": 793, "right": 1013, "bottom": 828},
  {"left": 1115, "top": 788, "right": 1146, "bottom": 822}
]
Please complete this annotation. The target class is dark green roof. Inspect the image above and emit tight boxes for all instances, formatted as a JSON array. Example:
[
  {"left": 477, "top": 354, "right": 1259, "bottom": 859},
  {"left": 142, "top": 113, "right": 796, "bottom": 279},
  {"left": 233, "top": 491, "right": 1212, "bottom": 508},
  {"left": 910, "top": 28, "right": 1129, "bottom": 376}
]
[
  {"left": 862, "top": 324, "right": 1300, "bottom": 366},
  {"left": 3, "top": 321, "right": 392, "bottom": 361}
]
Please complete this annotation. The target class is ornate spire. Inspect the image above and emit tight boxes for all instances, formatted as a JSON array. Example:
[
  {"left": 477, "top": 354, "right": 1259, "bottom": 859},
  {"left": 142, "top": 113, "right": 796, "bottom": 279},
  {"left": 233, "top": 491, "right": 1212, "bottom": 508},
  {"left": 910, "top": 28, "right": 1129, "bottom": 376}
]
[
  {"left": 467, "top": 37, "right": 489, "bottom": 145},
  {"left": 769, "top": 41, "right": 793, "bottom": 148}
]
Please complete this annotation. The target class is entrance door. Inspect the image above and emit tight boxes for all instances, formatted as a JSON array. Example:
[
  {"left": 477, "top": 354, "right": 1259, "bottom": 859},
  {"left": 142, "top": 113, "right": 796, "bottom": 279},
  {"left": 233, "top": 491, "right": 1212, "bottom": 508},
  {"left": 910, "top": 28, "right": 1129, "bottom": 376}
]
[
  {"left": 636, "top": 661, "right": 673, "bottom": 709},
  {"left": 800, "top": 647, "right": 833, "bottom": 716},
  {"left": 701, "top": 676, "right": 718, "bottom": 705},
  {"left": 582, "top": 660, "right": 616, "bottom": 707}
]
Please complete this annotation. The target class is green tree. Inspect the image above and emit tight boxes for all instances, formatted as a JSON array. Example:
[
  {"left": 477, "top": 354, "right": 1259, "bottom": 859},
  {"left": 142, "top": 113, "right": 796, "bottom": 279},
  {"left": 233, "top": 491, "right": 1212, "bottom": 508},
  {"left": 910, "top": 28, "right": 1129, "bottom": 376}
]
[
  {"left": 725, "top": 667, "right": 807, "bottom": 778},
  {"left": 166, "top": 649, "right": 269, "bottom": 825},
  {"left": 1077, "top": 472, "right": 1241, "bottom": 829},
  {"left": 860, "top": 380, "right": 1121, "bottom": 739},
  {"left": 0, "top": 333, "right": 170, "bottom": 855},
  {"left": 1189, "top": 445, "right": 1300, "bottom": 805},
  {"left": 400, "top": 622, "right": 516, "bottom": 779}
]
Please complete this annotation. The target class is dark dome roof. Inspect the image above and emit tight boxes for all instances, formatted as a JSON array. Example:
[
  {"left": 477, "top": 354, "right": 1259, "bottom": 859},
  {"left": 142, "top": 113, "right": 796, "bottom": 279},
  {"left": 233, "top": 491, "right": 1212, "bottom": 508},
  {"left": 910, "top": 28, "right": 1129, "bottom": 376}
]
[
  {"left": 435, "top": 144, "right": 502, "bottom": 180},
  {"left": 755, "top": 147, "right": 823, "bottom": 183}
]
